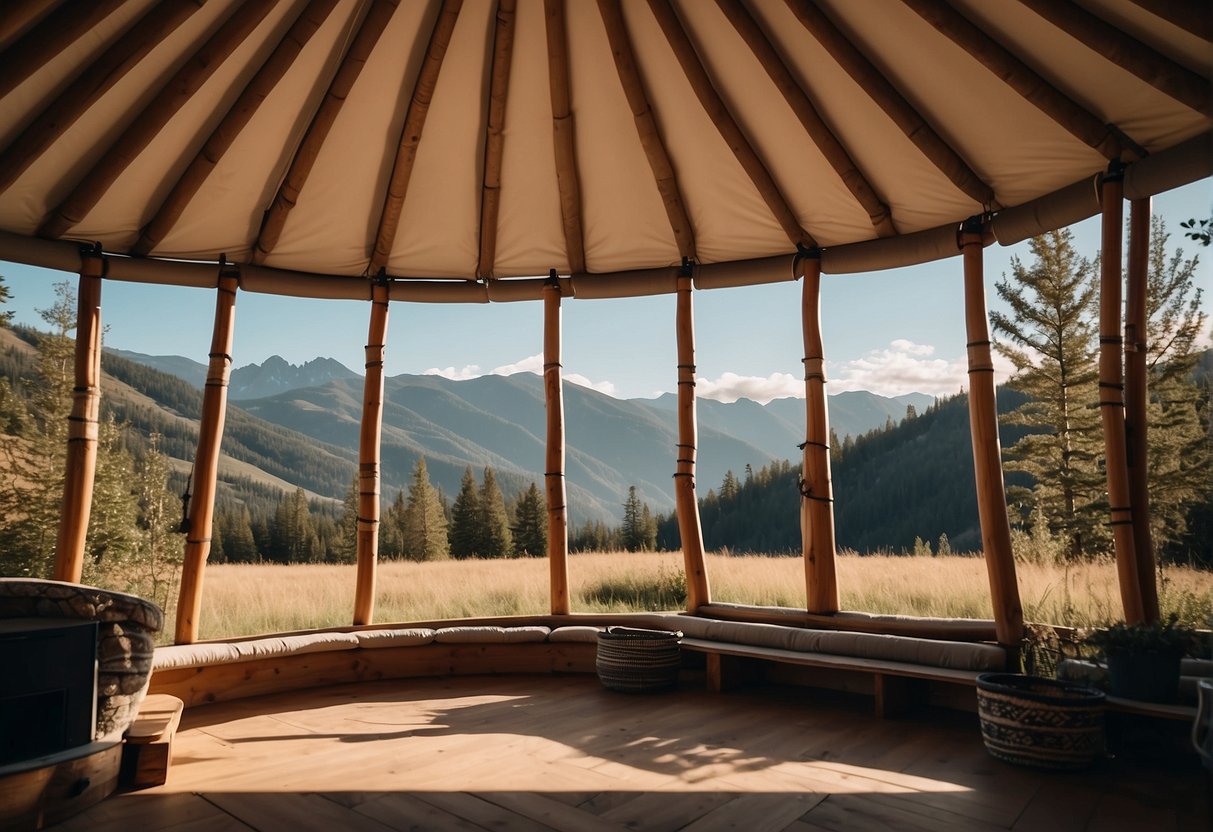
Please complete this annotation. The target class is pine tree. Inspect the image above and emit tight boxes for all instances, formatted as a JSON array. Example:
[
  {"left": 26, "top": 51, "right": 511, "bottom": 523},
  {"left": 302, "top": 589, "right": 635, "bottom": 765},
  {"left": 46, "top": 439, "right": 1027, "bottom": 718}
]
[
  {"left": 379, "top": 489, "right": 406, "bottom": 559},
  {"left": 271, "top": 487, "right": 317, "bottom": 562},
  {"left": 1140, "top": 218, "right": 1209, "bottom": 553},
  {"left": 130, "top": 434, "right": 184, "bottom": 612},
  {"left": 719, "top": 470, "right": 740, "bottom": 502},
  {"left": 621, "top": 485, "right": 641, "bottom": 551},
  {"left": 449, "top": 466, "right": 481, "bottom": 558},
  {"left": 0, "top": 282, "right": 79, "bottom": 575},
  {"left": 991, "top": 229, "right": 1107, "bottom": 559},
  {"left": 511, "top": 482, "right": 547, "bottom": 556},
  {"left": 477, "top": 466, "right": 512, "bottom": 558},
  {"left": 335, "top": 474, "right": 359, "bottom": 564},
  {"left": 0, "top": 273, "right": 13, "bottom": 327},
  {"left": 402, "top": 457, "right": 448, "bottom": 561},
  {"left": 639, "top": 504, "right": 657, "bottom": 551},
  {"left": 225, "top": 507, "right": 259, "bottom": 562}
]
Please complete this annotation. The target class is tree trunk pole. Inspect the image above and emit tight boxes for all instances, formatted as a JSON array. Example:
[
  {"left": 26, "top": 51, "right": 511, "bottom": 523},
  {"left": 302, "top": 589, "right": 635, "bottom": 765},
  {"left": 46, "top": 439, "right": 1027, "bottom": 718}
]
[
  {"left": 1124, "top": 197, "right": 1158, "bottom": 622},
  {"left": 960, "top": 222, "right": 1024, "bottom": 647},
  {"left": 175, "top": 269, "right": 238, "bottom": 644},
  {"left": 354, "top": 282, "right": 389, "bottom": 625},
  {"left": 1099, "top": 167, "right": 1145, "bottom": 624},
  {"left": 675, "top": 272, "right": 710, "bottom": 610},
  {"left": 543, "top": 279, "right": 570, "bottom": 614},
  {"left": 800, "top": 254, "right": 839, "bottom": 613},
  {"left": 53, "top": 253, "right": 103, "bottom": 583}
]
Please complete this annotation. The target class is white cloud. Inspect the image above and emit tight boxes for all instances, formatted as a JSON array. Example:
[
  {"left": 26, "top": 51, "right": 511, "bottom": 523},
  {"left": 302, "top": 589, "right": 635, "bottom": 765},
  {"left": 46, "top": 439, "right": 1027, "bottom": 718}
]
[
  {"left": 697, "top": 371, "right": 801, "bottom": 404},
  {"left": 422, "top": 364, "right": 482, "bottom": 380},
  {"left": 490, "top": 353, "right": 544, "bottom": 376},
  {"left": 565, "top": 373, "right": 617, "bottom": 396},
  {"left": 890, "top": 338, "right": 935, "bottom": 356},
  {"left": 829, "top": 340, "right": 1014, "bottom": 398},
  {"left": 426, "top": 353, "right": 619, "bottom": 396}
]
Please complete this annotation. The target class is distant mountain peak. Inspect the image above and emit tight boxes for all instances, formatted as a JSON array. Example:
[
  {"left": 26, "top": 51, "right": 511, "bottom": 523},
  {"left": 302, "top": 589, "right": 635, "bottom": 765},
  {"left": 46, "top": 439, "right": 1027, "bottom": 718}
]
[{"left": 227, "top": 355, "right": 359, "bottom": 400}]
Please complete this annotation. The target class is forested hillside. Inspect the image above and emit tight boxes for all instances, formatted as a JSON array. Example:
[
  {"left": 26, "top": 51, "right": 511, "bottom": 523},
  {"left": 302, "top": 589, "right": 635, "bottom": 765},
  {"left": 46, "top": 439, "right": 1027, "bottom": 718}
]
[{"left": 656, "top": 390, "right": 1033, "bottom": 554}]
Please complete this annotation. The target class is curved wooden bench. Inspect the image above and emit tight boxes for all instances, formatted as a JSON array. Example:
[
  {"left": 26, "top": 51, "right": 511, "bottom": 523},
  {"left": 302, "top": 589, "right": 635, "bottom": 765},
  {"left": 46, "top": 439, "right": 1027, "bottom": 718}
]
[{"left": 149, "top": 612, "right": 1008, "bottom": 718}]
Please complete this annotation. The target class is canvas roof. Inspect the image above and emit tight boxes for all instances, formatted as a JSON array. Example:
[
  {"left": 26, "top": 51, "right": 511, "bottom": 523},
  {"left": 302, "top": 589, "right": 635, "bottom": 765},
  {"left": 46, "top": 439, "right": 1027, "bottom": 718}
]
[{"left": 0, "top": 0, "right": 1208, "bottom": 300}]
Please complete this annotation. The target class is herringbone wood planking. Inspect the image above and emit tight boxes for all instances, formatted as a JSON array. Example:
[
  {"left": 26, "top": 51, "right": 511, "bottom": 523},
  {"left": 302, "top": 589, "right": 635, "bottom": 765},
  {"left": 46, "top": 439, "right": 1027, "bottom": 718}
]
[{"left": 54, "top": 675, "right": 1207, "bottom": 831}]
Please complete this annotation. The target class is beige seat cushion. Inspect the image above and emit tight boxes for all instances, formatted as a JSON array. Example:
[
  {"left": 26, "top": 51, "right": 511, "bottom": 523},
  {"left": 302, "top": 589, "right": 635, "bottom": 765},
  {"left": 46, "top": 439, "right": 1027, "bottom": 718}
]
[{"left": 355, "top": 627, "right": 437, "bottom": 648}]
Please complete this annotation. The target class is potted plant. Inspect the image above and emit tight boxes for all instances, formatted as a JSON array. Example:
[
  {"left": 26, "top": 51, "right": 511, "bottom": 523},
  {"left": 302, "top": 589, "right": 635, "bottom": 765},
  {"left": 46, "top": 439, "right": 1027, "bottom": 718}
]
[{"left": 1086, "top": 614, "right": 1196, "bottom": 703}]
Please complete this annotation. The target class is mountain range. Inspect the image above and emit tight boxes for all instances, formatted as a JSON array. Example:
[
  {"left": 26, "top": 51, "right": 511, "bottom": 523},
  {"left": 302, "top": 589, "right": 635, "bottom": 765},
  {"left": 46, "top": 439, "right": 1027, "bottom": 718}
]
[{"left": 106, "top": 348, "right": 931, "bottom": 523}]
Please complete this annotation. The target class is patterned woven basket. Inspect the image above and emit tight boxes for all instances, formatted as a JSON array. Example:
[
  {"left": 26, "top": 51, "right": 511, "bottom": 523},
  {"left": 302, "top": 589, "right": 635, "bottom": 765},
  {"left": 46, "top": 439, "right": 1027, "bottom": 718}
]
[
  {"left": 596, "top": 627, "right": 683, "bottom": 693},
  {"left": 976, "top": 673, "right": 1106, "bottom": 770}
]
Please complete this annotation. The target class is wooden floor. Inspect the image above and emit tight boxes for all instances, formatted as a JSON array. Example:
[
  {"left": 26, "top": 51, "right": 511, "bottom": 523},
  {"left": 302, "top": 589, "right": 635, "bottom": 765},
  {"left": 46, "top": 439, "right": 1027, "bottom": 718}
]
[{"left": 56, "top": 674, "right": 1209, "bottom": 832}]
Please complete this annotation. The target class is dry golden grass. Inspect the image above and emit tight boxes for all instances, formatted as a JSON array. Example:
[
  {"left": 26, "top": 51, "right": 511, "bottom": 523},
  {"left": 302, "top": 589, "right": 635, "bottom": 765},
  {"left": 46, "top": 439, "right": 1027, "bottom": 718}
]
[{"left": 187, "top": 552, "right": 1213, "bottom": 641}]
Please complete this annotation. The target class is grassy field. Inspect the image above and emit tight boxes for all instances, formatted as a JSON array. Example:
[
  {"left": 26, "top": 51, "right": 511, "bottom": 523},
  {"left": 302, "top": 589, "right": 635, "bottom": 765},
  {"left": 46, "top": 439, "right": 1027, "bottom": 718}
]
[{"left": 186, "top": 552, "right": 1213, "bottom": 641}]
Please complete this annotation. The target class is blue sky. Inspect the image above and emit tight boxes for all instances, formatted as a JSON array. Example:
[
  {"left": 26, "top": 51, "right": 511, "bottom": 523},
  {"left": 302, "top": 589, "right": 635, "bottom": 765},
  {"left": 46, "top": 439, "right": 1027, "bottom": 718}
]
[{"left": 2, "top": 179, "right": 1208, "bottom": 401}]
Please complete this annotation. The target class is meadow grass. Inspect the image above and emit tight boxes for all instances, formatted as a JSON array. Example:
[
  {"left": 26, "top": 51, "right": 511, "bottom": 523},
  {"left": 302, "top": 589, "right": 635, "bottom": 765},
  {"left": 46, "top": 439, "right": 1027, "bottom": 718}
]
[{"left": 188, "top": 551, "right": 1213, "bottom": 641}]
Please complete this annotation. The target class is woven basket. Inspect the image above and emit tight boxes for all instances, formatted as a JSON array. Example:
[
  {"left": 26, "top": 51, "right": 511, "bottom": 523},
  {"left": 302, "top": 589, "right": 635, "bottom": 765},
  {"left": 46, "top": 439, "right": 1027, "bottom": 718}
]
[
  {"left": 596, "top": 627, "right": 682, "bottom": 693},
  {"left": 976, "top": 673, "right": 1106, "bottom": 770}
]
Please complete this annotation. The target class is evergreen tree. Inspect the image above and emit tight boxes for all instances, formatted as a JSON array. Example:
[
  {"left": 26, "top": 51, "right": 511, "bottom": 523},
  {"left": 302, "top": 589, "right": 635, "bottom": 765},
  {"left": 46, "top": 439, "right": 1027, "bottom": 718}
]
[
  {"left": 639, "top": 503, "right": 657, "bottom": 551},
  {"left": 401, "top": 457, "right": 448, "bottom": 560},
  {"left": 80, "top": 415, "right": 142, "bottom": 581},
  {"left": 0, "top": 282, "right": 78, "bottom": 575},
  {"left": 335, "top": 474, "right": 359, "bottom": 564},
  {"left": 621, "top": 485, "right": 642, "bottom": 551},
  {"left": 719, "top": 470, "right": 740, "bottom": 502},
  {"left": 0, "top": 273, "right": 13, "bottom": 327},
  {"left": 449, "top": 466, "right": 481, "bottom": 558},
  {"left": 271, "top": 487, "right": 317, "bottom": 562},
  {"left": 477, "top": 466, "right": 512, "bottom": 558},
  {"left": 991, "top": 229, "right": 1106, "bottom": 559},
  {"left": 130, "top": 434, "right": 184, "bottom": 611},
  {"left": 224, "top": 507, "right": 259, "bottom": 562},
  {"left": 620, "top": 485, "right": 656, "bottom": 551},
  {"left": 1140, "top": 218, "right": 1209, "bottom": 554},
  {"left": 379, "top": 489, "right": 406, "bottom": 559},
  {"left": 511, "top": 481, "right": 547, "bottom": 556}
]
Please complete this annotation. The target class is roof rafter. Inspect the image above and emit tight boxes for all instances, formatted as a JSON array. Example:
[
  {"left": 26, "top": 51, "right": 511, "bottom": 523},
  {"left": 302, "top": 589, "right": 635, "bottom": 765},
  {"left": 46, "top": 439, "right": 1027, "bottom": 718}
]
[
  {"left": 477, "top": 0, "right": 517, "bottom": 280},
  {"left": 782, "top": 0, "right": 996, "bottom": 209},
  {"left": 596, "top": 0, "right": 695, "bottom": 261},
  {"left": 1126, "top": 0, "right": 1211, "bottom": 42},
  {"left": 0, "top": 0, "right": 204, "bottom": 194},
  {"left": 133, "top": 0, "right": 341, "bottom": 257},
  {"left": 0, "top": 0, "right": 125, "bottom": 99},
  {"left": 648, "top": 0, "right": 814, "bottom": 250},
  {"left": 368, "top": 0, "right": 463, "bottom": 275},
  {"left": 545, "top": 0, "right": 586, "bottom": 274},
  {"left": 1017, "top": 0, "right": 1210, "bottom": 114},
  {"left": 904, "top": 0, "right": 1124, "bottom": 161},
  {"left": 0, "top": 0, "right": 61, "bottom": 53},
  {"left": 37, "top": 0, "right": 277, "bottom": 241},
  {"left": 253, "top": 0, "right": 399, "bottom": 265},
  {"left": 715, "top": 0, "right": 895, "bottom": 237}
]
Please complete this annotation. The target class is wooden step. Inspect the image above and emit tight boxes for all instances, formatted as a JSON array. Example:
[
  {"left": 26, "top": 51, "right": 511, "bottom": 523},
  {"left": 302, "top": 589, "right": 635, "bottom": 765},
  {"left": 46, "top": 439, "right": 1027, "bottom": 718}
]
[{"left": 119, "top": 694, "right": 183, "bottom": 790}]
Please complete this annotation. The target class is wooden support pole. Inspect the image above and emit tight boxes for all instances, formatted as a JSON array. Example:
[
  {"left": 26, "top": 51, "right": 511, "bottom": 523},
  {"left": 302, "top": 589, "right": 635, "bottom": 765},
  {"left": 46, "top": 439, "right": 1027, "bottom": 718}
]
[
  {"left": 354, "top": 283, "right": 389, "bottom": 625},
  {"left": 543, "top": 280, "right": 570, "bottom": 614},
  {"left": 1124, "top": 197, "right": 1158, "bottom": 622},
  {"left": 52, "top": 254, "right": 103, "bottom": 583},
  {"left": 174, "top": 270, "right": 238, "bottom": 644},
  {"left": 476, "top": 0, "right": 517, "bottom": 279},
  {"left": 960, "top": 222, "right": 1024, "bottom": 647},
  {"left": 1098, "top": 168, "right": 1145, "bottom": 625},
  {"left": 800, "top": 255, "right": 838, "bottom": 613},
  {"left": 545, "top": 0, "right": 587, "bottom": 274},
  {"left": 675, "top": 273, "right": 710, "bottom": 610}
]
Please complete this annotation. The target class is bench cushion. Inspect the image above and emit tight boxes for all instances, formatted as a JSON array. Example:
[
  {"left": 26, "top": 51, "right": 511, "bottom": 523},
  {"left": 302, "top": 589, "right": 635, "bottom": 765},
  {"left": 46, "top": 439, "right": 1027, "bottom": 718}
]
[
  {"left": 548, "top": 626, "right": 602, "bottom": 643},
  {"left": 434, "top": 625, "right": 551, "bottom": 644},
  {"left": 232, "top": 632, "right": 360, "bottom": 659},
  {"left": 355, "top": 627, "right": 437, "bottom": 648}
]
